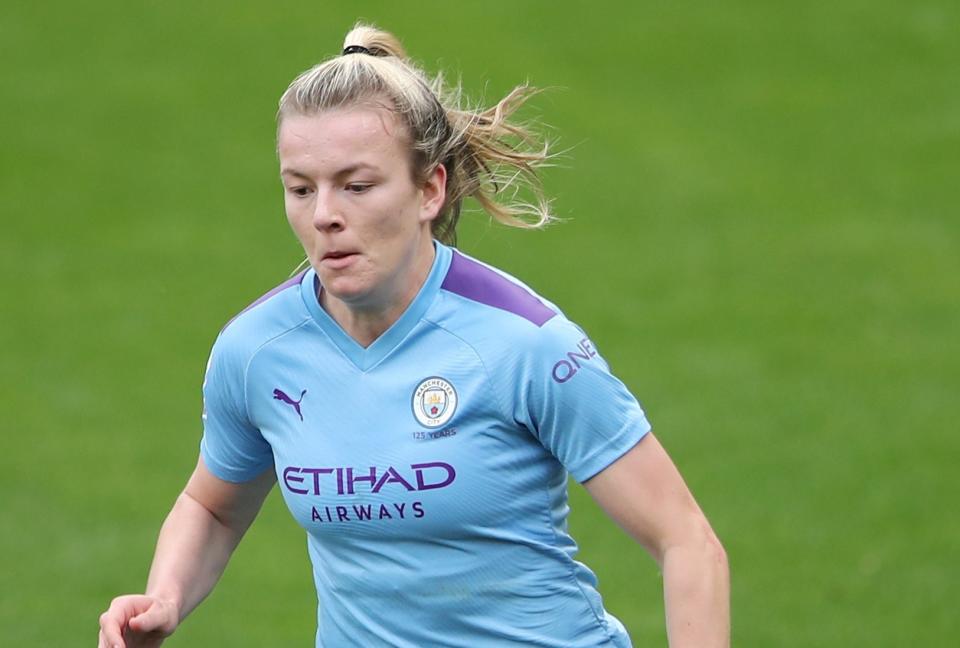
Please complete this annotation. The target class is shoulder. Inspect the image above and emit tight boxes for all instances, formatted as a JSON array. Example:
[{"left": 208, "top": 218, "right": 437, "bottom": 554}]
[
  {"left": 439, "top": 249, "right": 558, "bottom": 328},
  {"left": 212, "top": 271, "right": 312, "bottom": 363},
  {"left": 429, "top": 249, "right": 587, "bottom": 364}
]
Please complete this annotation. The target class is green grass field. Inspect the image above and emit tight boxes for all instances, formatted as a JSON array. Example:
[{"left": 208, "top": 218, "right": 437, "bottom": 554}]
[{"left": 2, "top": 1, "right": 957, "bottom": 645}]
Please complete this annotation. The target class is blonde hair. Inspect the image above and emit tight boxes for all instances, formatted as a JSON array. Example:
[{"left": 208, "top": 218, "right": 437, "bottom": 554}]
[{"left": 277, "top": 23, "right": 554, "bottom": 245}]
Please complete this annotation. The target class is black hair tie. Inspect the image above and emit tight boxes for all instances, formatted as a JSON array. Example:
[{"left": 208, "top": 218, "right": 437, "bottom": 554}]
[{"left": 342, "top": 45, "right": 371, "bottom": 56}]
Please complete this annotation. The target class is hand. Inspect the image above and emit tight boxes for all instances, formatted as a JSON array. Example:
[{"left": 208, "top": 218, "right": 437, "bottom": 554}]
[{"left": 98, "top": 594, "right": 179, "bottom": 648}]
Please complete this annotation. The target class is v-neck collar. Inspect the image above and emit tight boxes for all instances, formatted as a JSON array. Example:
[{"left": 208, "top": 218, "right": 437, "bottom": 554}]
[{"left": 299, "top": 242, "right": 452, "bottom": 372}]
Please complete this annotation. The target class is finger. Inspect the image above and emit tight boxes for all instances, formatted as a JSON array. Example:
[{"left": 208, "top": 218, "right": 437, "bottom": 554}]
[
  {"left": 128, "top": 602, "right": 173, "bottom": 635},
  {"left": 98, "top": 628, "right": 124, "bottom": 648},
  {"left": 99, "top": 611, "right": 126, "bottom": 648}
]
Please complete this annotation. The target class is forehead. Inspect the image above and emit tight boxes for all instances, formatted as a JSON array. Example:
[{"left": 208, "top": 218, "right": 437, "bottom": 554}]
[{"left": 278, "top": 107, "right": 409, "bottom": 169}]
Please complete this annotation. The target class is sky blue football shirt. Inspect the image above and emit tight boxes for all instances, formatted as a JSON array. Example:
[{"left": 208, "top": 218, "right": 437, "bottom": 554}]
[{"left": 200, "top": 241, "right": 651, "bottom": 647}]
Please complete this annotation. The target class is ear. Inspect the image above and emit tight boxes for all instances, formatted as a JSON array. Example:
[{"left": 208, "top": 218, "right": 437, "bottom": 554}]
[{"left": 418, "top": 163, "right": 447, "bottom": 223}]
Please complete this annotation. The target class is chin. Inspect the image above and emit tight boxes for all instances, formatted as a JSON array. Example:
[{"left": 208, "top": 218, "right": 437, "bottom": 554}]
[{"left": 318, "top": 275, "right": 371, "bottom": 304}]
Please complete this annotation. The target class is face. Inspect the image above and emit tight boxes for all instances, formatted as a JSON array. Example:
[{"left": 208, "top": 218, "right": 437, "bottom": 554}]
[{"left": 278, "top": 106, "right": 445, "bottom": 313}]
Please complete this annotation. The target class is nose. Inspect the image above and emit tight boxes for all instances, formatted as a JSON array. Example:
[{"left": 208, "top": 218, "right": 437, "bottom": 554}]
[{"left": 312, "top": 188, "right": 345, "bottom": 232}]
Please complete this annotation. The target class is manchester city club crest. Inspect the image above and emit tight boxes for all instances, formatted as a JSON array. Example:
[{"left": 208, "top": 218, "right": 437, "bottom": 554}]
[{"left": 412, "top": 377, "right": 458, "bottom": 428}]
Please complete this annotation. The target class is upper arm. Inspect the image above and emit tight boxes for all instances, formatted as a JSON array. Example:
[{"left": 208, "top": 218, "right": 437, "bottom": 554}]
[
  {"left": 583, "top": 432, "right": 719, "bottom": 565},
  {"left": 509, "top": 317, "right": 651, "bottom": 482},
  {"left": 200, "top": 332, "right": 274, "bottom": 482},
  {"left": 183, "top": 456, "right": 276, "bottom": 533}
]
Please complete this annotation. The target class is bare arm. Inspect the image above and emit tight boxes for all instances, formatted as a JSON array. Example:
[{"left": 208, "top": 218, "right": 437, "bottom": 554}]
[
  {"left": 584, "top": 432, "right": 729, "bottom": 648},
  {"left": 98, "top": 457, "right": 276, "bottom": 648}
]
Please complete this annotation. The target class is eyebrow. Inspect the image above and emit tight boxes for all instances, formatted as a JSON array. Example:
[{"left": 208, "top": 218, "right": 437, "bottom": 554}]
[{"left": 280, "top": 163, "right": 381, "bottom": 179}]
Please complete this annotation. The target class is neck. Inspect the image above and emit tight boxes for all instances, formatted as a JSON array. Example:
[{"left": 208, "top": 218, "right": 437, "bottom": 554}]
[{"left": 321, "top": 240, "right": 436, "bottom": 348}]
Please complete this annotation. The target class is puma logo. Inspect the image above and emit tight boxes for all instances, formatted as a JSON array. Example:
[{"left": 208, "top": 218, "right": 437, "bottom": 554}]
[{"left": 273, "top": 388, "right": 306, "bottom": 421}]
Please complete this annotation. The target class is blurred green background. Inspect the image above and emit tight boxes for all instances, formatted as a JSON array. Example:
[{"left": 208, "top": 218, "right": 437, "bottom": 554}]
[{"left": 2, "top": 1, "right": 957, "bottom": 645}]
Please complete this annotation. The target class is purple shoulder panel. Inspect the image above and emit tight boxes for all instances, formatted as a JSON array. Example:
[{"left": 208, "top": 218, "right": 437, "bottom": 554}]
[
  {"left": 222, "top": 271, "right": 306, "bottom": 331},
  {"left": 440, "top": 251, "right": 556, "bottom": 327}
]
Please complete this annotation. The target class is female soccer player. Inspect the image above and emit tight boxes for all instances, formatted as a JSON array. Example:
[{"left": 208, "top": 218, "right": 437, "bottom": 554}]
[{"left": 99, "top": 23, "right": 729, "bottom": 648}]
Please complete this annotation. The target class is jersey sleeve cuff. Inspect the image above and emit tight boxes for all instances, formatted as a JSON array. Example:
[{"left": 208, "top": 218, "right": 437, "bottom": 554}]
[
  {"left": 200, "top": 438, "right": 274, "bottom": 483},
  {"left": 569, "top": 417, "right": 651, "bottom": 483}
]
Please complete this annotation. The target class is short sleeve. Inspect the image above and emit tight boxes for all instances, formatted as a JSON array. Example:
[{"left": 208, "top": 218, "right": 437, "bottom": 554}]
[
  {"left": 509, "top": 317, "right": 651, "bottom": 483},
  {"left": 199, "top": 333, "right": 274, "bottom": 482}
]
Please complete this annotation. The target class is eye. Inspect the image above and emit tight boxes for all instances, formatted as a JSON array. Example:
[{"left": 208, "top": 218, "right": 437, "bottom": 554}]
[
  {"left": 287, "top": 186, "right": 311, "bottom": 197},
  {"left": 345, "top": 183, "right": 373, "bottom": 194}
]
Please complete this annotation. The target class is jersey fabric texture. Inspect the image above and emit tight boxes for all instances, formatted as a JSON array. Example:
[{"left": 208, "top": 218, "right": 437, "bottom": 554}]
[{"left": 201, "top": 241, "right": 651, "bottom": 647}]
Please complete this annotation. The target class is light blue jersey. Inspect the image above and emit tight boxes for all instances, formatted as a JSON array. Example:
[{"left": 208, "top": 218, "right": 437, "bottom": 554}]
[{"left": 201, "top": 242, "right": 651, "bottom": 647}]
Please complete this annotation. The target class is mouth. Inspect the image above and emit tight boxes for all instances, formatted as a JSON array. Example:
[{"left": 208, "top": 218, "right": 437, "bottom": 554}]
[{"left": 320, "top": 250, "right": 360, "bottom": 269}]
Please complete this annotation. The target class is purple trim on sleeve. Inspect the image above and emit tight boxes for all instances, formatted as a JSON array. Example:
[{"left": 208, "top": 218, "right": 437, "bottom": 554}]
[
  {"left": 223, "top": 271, "right": 307, "bottom": 331},
  {"left": 440, "top": 252, "right": 556, "bottom": 327}
]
